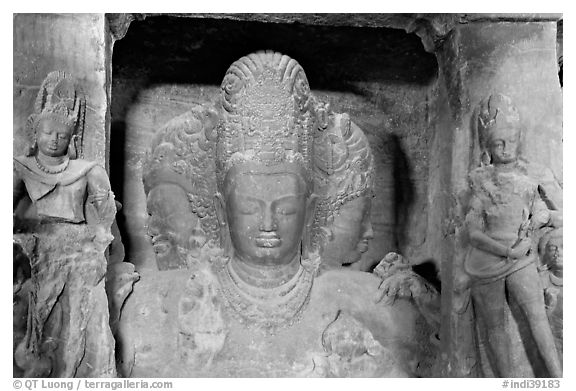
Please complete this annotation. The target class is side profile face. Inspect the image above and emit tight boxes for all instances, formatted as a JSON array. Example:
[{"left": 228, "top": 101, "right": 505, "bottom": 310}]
[
  {"left": 147, "top": 183, "right": 199, "bottom": 268},
  {"left": 36, "top": 117, "right": 73, "bottom": 158},
  {"left": 223, "top": 163, "right": 310, "bottom": 267},
  {"left": 489, "top": 127, "right": 521, "bottom": 165},
  {"left": 322, "top": 195, "right": 374, "bottom": 267}
]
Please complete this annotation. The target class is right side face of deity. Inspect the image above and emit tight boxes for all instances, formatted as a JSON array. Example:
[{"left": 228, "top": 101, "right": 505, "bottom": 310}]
[
  {"left": 222, "top": 163, "right": 310, "bottom": 267},
  {"left": 322, "top": 195, "right": 374, "bottom": 267}
]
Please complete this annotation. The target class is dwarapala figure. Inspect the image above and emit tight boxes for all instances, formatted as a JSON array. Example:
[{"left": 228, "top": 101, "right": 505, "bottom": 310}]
[
  {"left": 13, "top": 71, "right": 117, "bottom": 377},
  {"left": 464, "top": 93, "right": 562, "bottom": 377}
]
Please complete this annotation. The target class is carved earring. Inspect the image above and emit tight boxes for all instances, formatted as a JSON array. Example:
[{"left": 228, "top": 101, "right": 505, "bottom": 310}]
[
  {"left": 27, "top": 139, "right": 38, "bottom": 156},
  {"left": 480, "top": 151, "right": 491, "bottom": 166},
  {"left": 67, "top": 135, "right": 78, "bottom": 159}
]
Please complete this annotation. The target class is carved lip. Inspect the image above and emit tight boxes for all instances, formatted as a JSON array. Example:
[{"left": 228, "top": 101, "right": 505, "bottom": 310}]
[
  {"left": 150, "top": 236, "right": 171, "bottom": 255},
  {"left": 255, "top": 236, "right": 282, "bottom": 248},
  {"left": 357, "top": 240, "right": 370, "bottom": 253}
]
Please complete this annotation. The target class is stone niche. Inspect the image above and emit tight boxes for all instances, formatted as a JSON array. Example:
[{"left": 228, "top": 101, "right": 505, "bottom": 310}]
[{"left": 110, "top": 14, "right": 440, "bottom": 275}]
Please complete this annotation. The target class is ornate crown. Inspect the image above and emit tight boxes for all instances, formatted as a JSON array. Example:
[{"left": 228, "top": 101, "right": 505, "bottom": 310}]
[
  {"left": 26, "top": 71, "right": 85, "bottom": 138},
  {"left": 215, "top": 51, "right": 316, "bottom": 188},
  {"left": 477, "top": 93, "right": 521, "bottom": 151}
]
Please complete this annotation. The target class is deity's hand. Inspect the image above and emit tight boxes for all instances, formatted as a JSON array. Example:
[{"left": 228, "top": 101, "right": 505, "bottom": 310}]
[
  {"left": 375, "top": 273, "right": 414, "bottom": 304},
  {"left": 508, "top": 237, "right": 532, "bottom": 259}
]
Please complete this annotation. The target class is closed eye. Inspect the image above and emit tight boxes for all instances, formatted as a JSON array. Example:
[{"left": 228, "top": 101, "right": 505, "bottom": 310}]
[
  {"left": 277, "top": 207, "right": 297, "bottom": 215},
  {"left": 238, "top": 202, "right": 260, "bottom": 215}
]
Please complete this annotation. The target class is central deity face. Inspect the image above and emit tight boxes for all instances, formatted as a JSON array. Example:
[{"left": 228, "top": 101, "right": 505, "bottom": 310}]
[
  {"left": 223, "top": 163, "right": 310, "bottom": 267},
  {"left": 36, "top": 117, "right": 73, "bottom": 158}
]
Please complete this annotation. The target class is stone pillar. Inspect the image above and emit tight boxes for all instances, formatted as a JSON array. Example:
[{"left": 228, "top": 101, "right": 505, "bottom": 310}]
[
  {"left": 13, "top": 13, "right": 110, "bottom": 167},
  {"left": 433, "top": 15, "right": 562, "bottom": 377}
]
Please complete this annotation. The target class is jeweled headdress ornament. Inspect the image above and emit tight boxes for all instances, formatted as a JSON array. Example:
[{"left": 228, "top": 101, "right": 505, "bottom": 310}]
[
  {"left": 25, "top": 71, "right": 86, "bottom": 158},
  {"left": 216, "top": 51, "right": 315, "bottom": 188}
]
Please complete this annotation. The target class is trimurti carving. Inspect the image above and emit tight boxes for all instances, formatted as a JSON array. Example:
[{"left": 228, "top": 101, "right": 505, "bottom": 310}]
[
  {"left": 125, "top": 51, "right": 438, "bottom": 377},
  {"left": 463, "top": 93, "right": 562, "bottom": 377},
  {"left": 13, "top": 71, "right": 117, "bottom": 377}
]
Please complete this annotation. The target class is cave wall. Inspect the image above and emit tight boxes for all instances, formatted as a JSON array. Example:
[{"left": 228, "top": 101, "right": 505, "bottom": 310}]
[{"left": 109, "top": 16, "right": 439, "bottom": 271}]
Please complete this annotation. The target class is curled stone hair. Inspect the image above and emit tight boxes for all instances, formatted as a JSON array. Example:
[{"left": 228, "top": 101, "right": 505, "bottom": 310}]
[
  {"left": 143, "top": 107, "right": 220, "bottom": 243},
  {"left": 477, "top": 93, "right": 522, "bottom": 165},
  {"left": 215, "top": 51, "right": 316, "bottom": 191},
  {"left": 25, "top": 71, "right": 86, "bottom": 159}
]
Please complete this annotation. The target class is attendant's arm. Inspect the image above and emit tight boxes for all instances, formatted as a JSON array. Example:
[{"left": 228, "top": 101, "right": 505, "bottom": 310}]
[
  {"left": 466, "top": 195, "right": 529, "bottom": 259},
  {"left": 532, "top": 191, "right": 562, "bottom": 229},
  {"left": 86, "top": 165, "right": 116, "bottom": 225}
]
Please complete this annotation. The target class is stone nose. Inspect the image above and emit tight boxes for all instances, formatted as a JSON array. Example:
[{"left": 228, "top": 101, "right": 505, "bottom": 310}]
[
  {"left": 363, "top": 222, "right": 374, "bottom": 240},
  {"left": 259, "top": 207, "right": 278, "bottom": 231}
]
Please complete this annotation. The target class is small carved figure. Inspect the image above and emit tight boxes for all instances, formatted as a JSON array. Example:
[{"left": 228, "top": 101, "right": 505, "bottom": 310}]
[
  {"left": 313, "top": 107, "right": 375, "bottom": 270},
  {"left": 464, "top": 93, "right": 562, "bottom": 377},
  {"left": 538, "top": 228, "right": 562, "bottom": 356},
  {"left": 13, "top": 71, "right": 117, "bottom": 377}
]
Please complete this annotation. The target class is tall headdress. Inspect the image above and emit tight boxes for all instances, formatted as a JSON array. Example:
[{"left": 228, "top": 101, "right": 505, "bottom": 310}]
[
  {"left": 26, "top": 71, "right": 86, "bottom": 158},
  {"left": 312, "top": 111, "right": 375, "bottom": 248},
  {"left": 476, "top": 93, "right": 521, "bottom": 165},
  {"left": 216, "top": 51, "right": 315, "bottom": 189}
]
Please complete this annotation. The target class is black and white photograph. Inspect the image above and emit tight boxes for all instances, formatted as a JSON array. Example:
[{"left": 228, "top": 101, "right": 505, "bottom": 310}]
[{"left": 9, "top": 7, "right": 568, "bottom": 385}]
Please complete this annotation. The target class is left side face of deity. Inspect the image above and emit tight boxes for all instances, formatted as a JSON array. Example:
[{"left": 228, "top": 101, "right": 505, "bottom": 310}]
[
  {"left": 36, "top": 117, "right": 73, "bottom": 158},
  {"left": 146, "top": 184, "right": 199, "bottom": 267},
  {"left": 323, "top": 195, "right": 374, "bottom": 267},
  {"left": 223, "top": 164, "right": 310, "bottom": 267},
  {"left": 489, "top": 127, "right": 521, "bottom": 165}
]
